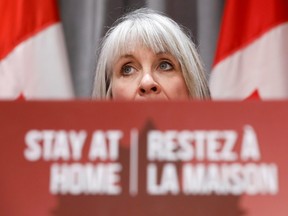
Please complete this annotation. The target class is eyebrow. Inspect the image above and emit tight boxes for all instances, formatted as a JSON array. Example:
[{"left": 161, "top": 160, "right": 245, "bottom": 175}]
[
  {"left": 119, "top": 54, "right": 134, "bottom": 59},
  {"left": 119, "top": 52, "right": 171, "bottom": 59}
]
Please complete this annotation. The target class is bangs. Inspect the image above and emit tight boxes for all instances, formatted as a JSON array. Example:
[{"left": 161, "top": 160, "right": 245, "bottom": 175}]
[{"left": 104, "top": 18, "right": 182, "bottom": 73}]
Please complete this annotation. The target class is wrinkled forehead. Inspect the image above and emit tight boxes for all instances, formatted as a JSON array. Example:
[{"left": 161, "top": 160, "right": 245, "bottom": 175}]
[{"left": 104, "top": 19, "right": 182, "bottom": 72}]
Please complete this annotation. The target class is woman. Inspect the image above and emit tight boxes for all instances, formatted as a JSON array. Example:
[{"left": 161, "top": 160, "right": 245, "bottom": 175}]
[{"left": 92, "top": 8, "right": 210, "bottom": 100}]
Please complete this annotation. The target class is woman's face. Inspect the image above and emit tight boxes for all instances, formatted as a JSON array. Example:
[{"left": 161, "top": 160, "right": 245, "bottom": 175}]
[{"left": 111, "top": 45, "right": 189, "bottom": 100}]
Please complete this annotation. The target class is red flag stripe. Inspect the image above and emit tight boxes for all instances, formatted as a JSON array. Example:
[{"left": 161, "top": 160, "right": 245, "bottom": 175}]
[
  {"left": 213, "top": 0, "right": 288, "bottom": 66},
  {"left": 0, "top": 0, "right": 59, "bottom": 60},
  {"left": 210, "top": 23, "right": 288, "bottom": 100}
]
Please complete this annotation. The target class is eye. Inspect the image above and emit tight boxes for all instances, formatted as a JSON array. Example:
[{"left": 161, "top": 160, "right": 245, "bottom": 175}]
[
  {"left": 121, "top": 65, "right": 135, "bottom": 76},
  {"left": 159, "top": 61, "right": 173, "bottom": 71}
]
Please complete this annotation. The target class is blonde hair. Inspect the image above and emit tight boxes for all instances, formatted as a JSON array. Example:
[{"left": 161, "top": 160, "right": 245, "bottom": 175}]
[{"left": 92, "top": 8, "right": 210, "bottom": 99}]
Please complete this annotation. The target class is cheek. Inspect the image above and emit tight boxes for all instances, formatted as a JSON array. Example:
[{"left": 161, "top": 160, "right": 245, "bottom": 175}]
[
  {"left": 163, "top": 77, "right": 189, "bottom": 99},
  {"left": 111, "top": 80, "right": 137, "bottom": 100}
]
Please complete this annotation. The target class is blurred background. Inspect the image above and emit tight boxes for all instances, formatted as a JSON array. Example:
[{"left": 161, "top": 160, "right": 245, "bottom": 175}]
[
  {"left": 58, "top": 0, "right": 225, "bottom": 98},
  {"left": 1, "top": 0, "right": 288, "bottom": 100}
]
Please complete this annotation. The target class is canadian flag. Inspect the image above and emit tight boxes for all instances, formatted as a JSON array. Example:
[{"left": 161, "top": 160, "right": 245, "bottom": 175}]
[
  {"left": 210, "top": 0, "right": 288, "bottom": 100},
  {"left": 0, "top": 0, "right": 74, "bottom": 100}
]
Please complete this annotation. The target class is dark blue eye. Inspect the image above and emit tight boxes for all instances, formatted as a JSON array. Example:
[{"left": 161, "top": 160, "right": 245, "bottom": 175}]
[
  {"left": 159, "top": 61, "right": 173, "bottom": 71},
  {"left": 121, "top": 65, "right": 134, "bottom": 75}
]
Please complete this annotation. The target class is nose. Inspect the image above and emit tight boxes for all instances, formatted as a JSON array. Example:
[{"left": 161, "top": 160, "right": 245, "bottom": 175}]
[{"left": 138, "top": 73, "right": 161, "bottom": 96}]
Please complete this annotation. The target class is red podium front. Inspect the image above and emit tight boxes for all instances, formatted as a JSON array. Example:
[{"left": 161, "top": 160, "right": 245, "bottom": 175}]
[{"left": 0, "top": 101, "right": 287, "bottom": 216}]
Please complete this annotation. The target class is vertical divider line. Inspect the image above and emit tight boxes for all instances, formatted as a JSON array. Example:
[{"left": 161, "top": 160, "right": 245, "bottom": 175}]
[{"left": 129, "top": 129, "right": 139, "bottom": 196}]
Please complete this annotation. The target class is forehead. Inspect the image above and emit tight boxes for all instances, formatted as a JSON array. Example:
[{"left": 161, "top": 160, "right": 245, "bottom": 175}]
[
  {"left": 117, "top": 44, "right": 171, "bottom": 58},
  {"left": 105, "top": 19, "right": 182, "bottom": 68},
  {"left": 110, "top": 33, "right": 168, "bottom": 61}
]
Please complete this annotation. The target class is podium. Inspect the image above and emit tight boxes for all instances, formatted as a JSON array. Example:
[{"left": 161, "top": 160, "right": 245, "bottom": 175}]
[{"left": 0, "top": 101, "right": 287, "bottom": 216}]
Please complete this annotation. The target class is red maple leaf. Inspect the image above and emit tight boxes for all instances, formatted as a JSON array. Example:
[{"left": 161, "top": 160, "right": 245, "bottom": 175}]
[{"left": 245, "top": 90, "right": 261, "bottom": 100}]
